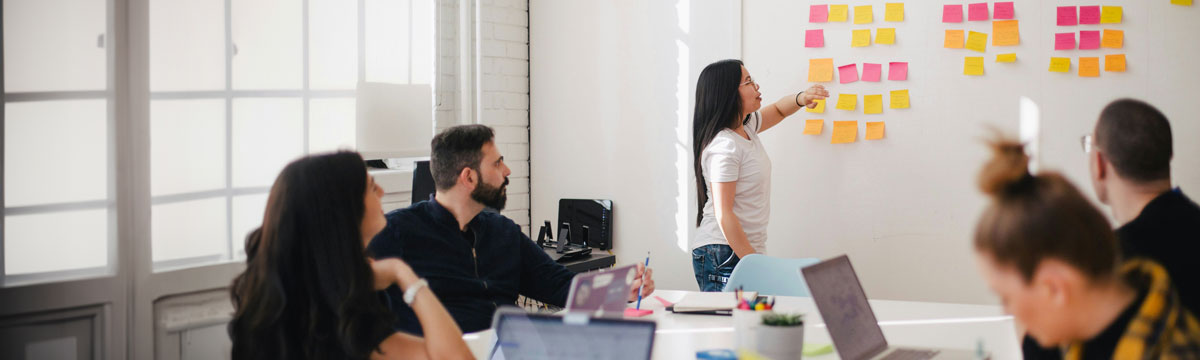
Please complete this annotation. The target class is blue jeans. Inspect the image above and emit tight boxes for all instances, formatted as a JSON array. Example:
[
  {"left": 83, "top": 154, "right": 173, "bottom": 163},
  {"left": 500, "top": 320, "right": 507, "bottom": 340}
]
[{"left": 692, "top": 244, "right": 741, "bottom": 292}]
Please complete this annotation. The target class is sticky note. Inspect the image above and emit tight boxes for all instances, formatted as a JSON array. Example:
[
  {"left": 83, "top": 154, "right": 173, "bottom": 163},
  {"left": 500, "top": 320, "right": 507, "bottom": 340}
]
[
  {"left": 996, "top": 53, "right": 1017, "bottom": 62},
  {"left": 968, "top": 3, "right": 989, "bottom": 21},
  {"left": 1105, "top": 54, "right": 1126, "bottom": 72},
  {"left": 944, "top": 30, "right": 964, "bottom": 49},
  {"left": 1055, "top": 33, "right": 1076, "bottom": 50},
  {"left": 888, "top": 62, "right": 908, "bottom": 81},
  {"left": 810, "top": 5, "right": 829, "bottom": 22},
  {"left": 1057, "top": 6, "right": 1077, "bottom": 26},
  {"left": 806, "top": 29, "right": 825, "bottom": 48},
  {"left": 885, "top": 3, "right": 904, "bottom": 22},
  {"left": 992, "top": 20, "right": 1020, "bottom": 46},
  {"left": 835, "top": 94, "right": 857, "bottom": 111},
  {"left": 831, "top": 121, "right": 858, "bottom": 144},
  {"left": 865, "top": 122, "right": 885, "bottom": 140},
  {"left": 854, "top": 5, "right": 874, "bottom": 24},
  {"left": 1100, "top": 6, "right": 1122, "bottom": 24},
  {"left": 943, "top": 4, "right": 963, "bottom": 23},
  {"left": 1172, "top": 0, "right": 1193, "bottom": 5},
  {"left": 864, "top": 95, "right": 884, "bottom": 114},
  {"left": 838, "top": 63, "right": 860, "bottom": 83},
  {"left": 806, "top": 99, "right": 826, "bottom": 113},
  {"left": 852, "top": 29, "right": 872, "bottom": 47},
  {"left": 1079, "top": 57, "right": 1100, "bottom": 77},
  {"left": 994, "top": 2, "right": 1015, "bottom": 20},
  {"left": 1049, "top": 57, "right": 1071, "bottom": 73},
  {"left": 1080, "top": 6, "right": 1101, "bottom": 24},
  {"left": 809, "top": 58, "right": 834, "bottom": 82},
  {"left": 803, "top": 119, "right": 824, "bottom": 135},
  {"left": 1077, "top": 30, "right": 1101, "bottom": 50},
  {"left": 829, "top": 5, "right": 849, "bottom": 22},
  {"left": 861, "top": 63, "right": 882, "bottom": 82},
  {"left": 889, "top": 89, "right": 910, "bottom": 109},
  {"left": 964, "top": 56, "right": 984, "bottom": 75},
  {"left": 1102, "top": 29, "right": 1124, "bottom": 49},
  {"left": 876, "top": 28, "right": 896, "bottom": 45},
  {"left": 966, "top": 31, "right": 988, "bottom": 53}
]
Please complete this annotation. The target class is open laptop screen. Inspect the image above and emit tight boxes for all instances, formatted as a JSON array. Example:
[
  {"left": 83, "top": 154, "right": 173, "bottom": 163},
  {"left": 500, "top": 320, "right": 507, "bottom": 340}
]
[
  {"left": 801, "top": 255, "right": 889, "bottom": 360},
  {"left": 489, "top": 310, "right": 655, "bottom": 360}
]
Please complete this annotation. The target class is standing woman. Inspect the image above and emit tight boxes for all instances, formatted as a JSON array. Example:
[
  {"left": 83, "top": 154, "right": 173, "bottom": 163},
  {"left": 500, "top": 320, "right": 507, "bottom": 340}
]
[{"left": 691, "top": 59, "right": 829, "bottom": 291}]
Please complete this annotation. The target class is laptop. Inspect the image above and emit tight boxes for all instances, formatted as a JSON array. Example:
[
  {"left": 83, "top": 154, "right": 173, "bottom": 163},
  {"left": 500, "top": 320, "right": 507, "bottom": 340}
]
[
  {"left": 487, "top": 307, "right": 656, "bottom": 360},
  {"left": 801, "top": 255, "right": 979, "bottom": 360},
  {"left": 565, "top": 264, "right": 636, "bottom": 317}
]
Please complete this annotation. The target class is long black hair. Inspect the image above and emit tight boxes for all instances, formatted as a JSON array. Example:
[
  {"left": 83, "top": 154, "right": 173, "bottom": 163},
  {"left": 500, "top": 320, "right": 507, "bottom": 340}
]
[
  {"left": 229, "top": 151, "right": 394, "bottom": 360},
  {"left": 693, "top": 59, "right": 747, "bottom": 227}
]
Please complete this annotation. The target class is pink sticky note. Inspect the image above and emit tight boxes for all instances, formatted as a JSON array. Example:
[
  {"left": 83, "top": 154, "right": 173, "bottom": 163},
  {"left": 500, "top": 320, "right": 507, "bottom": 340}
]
[
  {"left": 654, "top": 296, "right": 674, "bottom": 307},
  {"left": 810, "top": 4, "right": 829, "bottom": 23},
  {"left": 1055, "top": 32, "right": 1076, "bottom": 50},
  {"left": 888, "top": 62, "right": 908, "bottom": 81},
  {"left": 838, "top": 63, "right": 859, "bottom": 84},
  {"left": 1057, "top": 6, "right": 1077, "bottom": 26},
  {"left": 862, "top": 63, "right": 882, "bottom": 82},
  {"left": 624, "top": 308, "right": 654, "bottom": 317},
  {"left": 943, "top": 4, "right": 963, "bottom": 23},
  {"left": 1079, "top": 30, "right": 1101, "bottom": 49},
  {"left": 805, "top": 29, "right": 825, "bottom": 47},
  {"left": 968, "top": 3, "right": 989, "bottom": 21},
  {"left": 1079, "top": 6, "right": 1101, "bottom": 24},
  {"left": 994, "top": 2, "right": 1015, "bottom": 20}
]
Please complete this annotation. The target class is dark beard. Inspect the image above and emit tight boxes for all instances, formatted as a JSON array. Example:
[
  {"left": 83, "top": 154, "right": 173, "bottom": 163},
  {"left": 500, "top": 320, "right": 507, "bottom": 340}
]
[{"left": 471, "top": 177, "right": 509, "bottom": 211}]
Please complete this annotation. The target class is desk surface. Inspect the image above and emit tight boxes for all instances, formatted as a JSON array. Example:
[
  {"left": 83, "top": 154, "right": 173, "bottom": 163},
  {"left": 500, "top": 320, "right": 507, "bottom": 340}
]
[{"left": 464, "top": 290, "right": 1021, "bottom": 360}]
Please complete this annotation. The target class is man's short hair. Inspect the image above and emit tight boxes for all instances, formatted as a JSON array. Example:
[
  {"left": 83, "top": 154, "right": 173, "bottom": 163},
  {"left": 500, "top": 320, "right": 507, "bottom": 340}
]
[
  {"left": 430, "top": 125, "right": 495, "bottom": 190},
  {"left": 1095, "top": 99, "right": 1173, "bottom": 182}
]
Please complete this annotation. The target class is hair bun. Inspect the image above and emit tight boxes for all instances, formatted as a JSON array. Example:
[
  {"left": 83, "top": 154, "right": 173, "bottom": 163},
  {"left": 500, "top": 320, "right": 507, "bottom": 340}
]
[{"left": 979, "top": 137, "right": 1031, "bottom": 197}]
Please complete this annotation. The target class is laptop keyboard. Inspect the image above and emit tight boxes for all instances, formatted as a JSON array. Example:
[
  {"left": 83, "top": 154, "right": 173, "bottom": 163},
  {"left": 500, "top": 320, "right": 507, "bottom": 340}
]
[{"left": 880, "top": 348, "right": 940, "bottom": 360}]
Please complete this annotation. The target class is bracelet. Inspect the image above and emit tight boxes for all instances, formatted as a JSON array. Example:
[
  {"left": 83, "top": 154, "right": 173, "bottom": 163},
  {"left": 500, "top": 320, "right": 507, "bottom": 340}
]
[
  {"left": 403, "top": 279, "right": 428, "bottom": 306},
  {"left": 795, "top": 91, "right": 805, "bottom": 107}
]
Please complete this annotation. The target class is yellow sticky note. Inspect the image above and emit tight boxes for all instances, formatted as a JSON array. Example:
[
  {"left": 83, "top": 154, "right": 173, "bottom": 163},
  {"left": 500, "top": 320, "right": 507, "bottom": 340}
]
[
  {"left": 1100, "top": 6, "right": 1122, "bottom": 24},
  {"left": 829, "top": 5, "right": 849, "bottom": 22},
  {"left": 1102, "top": 29, "right": 1124, "bottom": 49},
  {"left": 865, "top": 122, "right": 886, "bottom": 140},
  {"left": 803, "top": 120, "right": 824, "bottom": 135},
  {"left": 854, "top": 5, "right": 874, "bottom": 24},
  {"left": 836, "top": 94, "right": 857, "bottom": 111},
  {"left": 964, "top": 56, "right": 984, "bottom": 76},
  {"left": 808, "top": 58, "right": 834, "bottom": 82},
  {"left": 944, "top": 30, "right": 964, "bottom": 49},
  {"left": 831, "top": 121, "right": 858, "bottom": 144},
  {"left": 992, "top": 20, "right": 1020, "bottom": 46},
  {"left": 806, "top": 99, "right": 826, "bottom": 113},
  {"left": 889, "top": 89, "right": 910, "bottom": 109},
  {"left": 966, "top": 31, "right": 988, "bottom": 53},
  {"left": 876, "top": 28, "right": 896, "bottom": 45},
  {"left": 885, "top": 3, "right": 904, "bottom": 22},
  {"left": 1079, "top": 57, "right": 1100, "bottom": 77},
  {"left": 1172, "top": 0, "right": 1192, "bottom": 5},
  {"left": 996, "top": 53, "right": 1017, "bottom": 63},
  {"left": 864, "top": 95, "right": 884, "bottom": 114},
  {"left": 1105, "top": 54, "right": 1126, "bottom": 72},
  {"left": 852, "top": 29, "right": 872, "bottom": 47},
  {"left": 1049, "top": 57, "right": 1071, "bottom": 73}
]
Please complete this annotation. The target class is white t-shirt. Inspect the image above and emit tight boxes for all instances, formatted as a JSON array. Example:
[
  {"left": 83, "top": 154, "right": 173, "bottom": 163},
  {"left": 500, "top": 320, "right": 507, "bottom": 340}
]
[{"left": 692, "top": 112, "right": 772, "bottom": 253}]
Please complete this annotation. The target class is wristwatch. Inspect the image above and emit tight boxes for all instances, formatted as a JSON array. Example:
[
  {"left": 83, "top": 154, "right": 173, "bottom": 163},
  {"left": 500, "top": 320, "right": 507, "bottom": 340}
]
[{"left": 403, "top": 279, "right": 428, "bottom": 306}]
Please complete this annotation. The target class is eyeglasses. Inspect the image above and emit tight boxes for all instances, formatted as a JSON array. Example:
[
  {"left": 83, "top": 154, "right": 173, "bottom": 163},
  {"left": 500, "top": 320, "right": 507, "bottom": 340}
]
[
  {"left": 740, "top": 78, "right": 759, "bottom": 89},
  {"left": 1080, "top": 134, "right": 1094, "bottom": 153}
]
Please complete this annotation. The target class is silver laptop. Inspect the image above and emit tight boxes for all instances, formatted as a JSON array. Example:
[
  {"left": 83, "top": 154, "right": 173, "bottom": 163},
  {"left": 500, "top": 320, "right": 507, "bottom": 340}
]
[
  {"left": 565, "top": 264, "right": 636, "bottom": 317},
  {"left": 801, "top": 255, "right": 979, "bottom": 360},
  {"left": 487, "top": 307, "right": 655, "bottom": 360}
]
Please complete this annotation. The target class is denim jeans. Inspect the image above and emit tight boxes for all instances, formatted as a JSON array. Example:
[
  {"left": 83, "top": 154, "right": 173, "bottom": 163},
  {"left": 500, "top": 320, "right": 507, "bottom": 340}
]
[{"left": 692, "top": 244, "right": 741, "bottom": 292}]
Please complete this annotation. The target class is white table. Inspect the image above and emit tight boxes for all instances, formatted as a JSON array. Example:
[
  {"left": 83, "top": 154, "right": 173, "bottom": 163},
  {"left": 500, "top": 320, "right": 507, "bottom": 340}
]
[{"left": 464, "top": 290, "right": 1022, "bottom": 359}]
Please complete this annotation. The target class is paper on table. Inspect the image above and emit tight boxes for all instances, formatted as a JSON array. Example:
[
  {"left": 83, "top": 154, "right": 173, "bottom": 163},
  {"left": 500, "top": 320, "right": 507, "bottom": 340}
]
[
  {"left": 806, "top": 29, "right": 825, "bottom": 48},
  {"left": 885, "top": 3, "right": 904, "bottom": 22},
  {"left": 888, "top": 62, "right": 908, "bottom": 81},
  {"left": 810, "top": 4, "right": 829, "bottom": 22},
  {"left": 809, "top": 58, "right": 834, "bottom": 82},
  {"left": 852, "top": 29, "right": 872, "bottom": 47},
  {"left": 838, "top": 63, "right": 860, "bottom": 83},
  {"left": 964, "top": 56, "right": 985, "bottom": 75},
  {"left": 966, "top": 31, "right": 988, "bottom": 53},
  {"left": 1105, "top": 54, "right": 1126, "bottom": 72},
  {"left": 831, "top": 121, "right": 858, "bottom": 144},
  {"left": 862, "top": 63, "right": 882, "bottom": 82},
  {"left": 876, "top": 28, "right": 896, "bottom": 45},
  {"left": 994, "top": 2, "right": 1015, "bottom": 20},
  {"left": 836, "top": 94, "right": 857, "bottom": 111},
  {"left": 1100, "top": 6, "right": 1122, "bottom": 24},
  {"left": 1079, "top": 57, "right": 1100, "bottom": 77},
  {"left": 945, "top": 30, "right": 965, "bottom": 48},
  {"left": 865, "top": 121, "right": 885, "bottom": 140},
  {"left": 864, "top": 95, "right": 883, "bottom": 114},
  {"left": 807, "top": 99, "right": 827, "bottom": 113},
  {"left": 1102, "top": 29, "right": 1123, "bottom": 49},
  {"left": 889, "top": 89, "right": 910, "bottom": 109},
  {"left": 992, "top": 20, "right": 1019, "bottom": 46},
  {"left": 996, "top": 53, "right": 1017, "bottom": 63},
  {"left": 803, "top": 119, "right": 824, "bottom": 135},
  {"left": 829, "top": 5, "right": 849, "bottom": 22},
  {"left": 1079, "top": 30, "right": 1101, "bottom": 50},
  {"left": 1057, "top": 6, "right": 1077, "bottom": 26},
  {"left": 1049, "top": 57, "right": 1071, "bottom": 73},
  {"left": 943, "top": 4, "right": 963, "bottom": 23},
  {"left": 854, "top": 5, "right": 873, "bottom": 24},
  {"left": 968, "top": 3, "right": 989, "bottom": 21},
  {"left": 1055, "top": 32, "right": 1076, "bottom": 50},
  {"left": 1079, "top": 6, "right": 1101, "bottom": 24}
]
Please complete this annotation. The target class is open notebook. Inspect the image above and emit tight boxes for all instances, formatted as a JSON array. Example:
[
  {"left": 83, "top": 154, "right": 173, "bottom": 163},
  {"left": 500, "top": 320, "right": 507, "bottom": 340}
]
[{"left": 668, "top": 291, "right": 759, "bottom": 315}]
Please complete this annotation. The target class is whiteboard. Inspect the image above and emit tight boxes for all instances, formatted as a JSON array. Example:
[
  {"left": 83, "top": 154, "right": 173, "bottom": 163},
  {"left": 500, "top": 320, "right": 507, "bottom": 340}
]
[{"left": 743, "top": 0, "right": 1200, "bottom": 304}]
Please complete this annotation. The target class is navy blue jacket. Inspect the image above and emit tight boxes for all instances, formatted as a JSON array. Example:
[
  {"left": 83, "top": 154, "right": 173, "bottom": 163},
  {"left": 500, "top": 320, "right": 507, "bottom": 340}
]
[{"left": 368, "top": 199, "right": 576, "bottom": 334}]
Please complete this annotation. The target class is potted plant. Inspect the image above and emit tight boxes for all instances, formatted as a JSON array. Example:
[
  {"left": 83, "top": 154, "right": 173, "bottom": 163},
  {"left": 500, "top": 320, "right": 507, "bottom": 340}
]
[{"left": 756, "top": 313, "right": 805, "bottom": 359}]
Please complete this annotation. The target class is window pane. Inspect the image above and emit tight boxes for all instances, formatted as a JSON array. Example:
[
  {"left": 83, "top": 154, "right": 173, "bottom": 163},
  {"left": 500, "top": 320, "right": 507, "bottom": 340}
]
[
  {"left": 2, "top": 0, "right": 106, "bottom": 92},
  {"left": 309, "top": 98, "right": 356, "bottom": 153},
  {"left": 310, "top": 0, "right": 358, "bottom": 90},
  {"left": 365, "top": 0, "right": 411, "bottom": 83},
  {"left": 231, "top": 193, "right": 268, "bottom": 259},
  {"left": 232, "top": 98, "right": 303, "bottom": 187},
  {"left": 151, "top": 100, "right": 226, "bottom": 196},
  {"left": 5, "top": 209, "right": 108, "bottom": 275},
  {"left": 232, "top": 0, "right": 302, "bottom": 90},
  {"left": 150, "top": 0, "right": 226, "bottom": 91},
  {"left": 4, "top": 100, "right": 108, "bottom": 207},
  {"left": 410, "top": 0, "right": 435, "bottom": 85},
  {"left": 152, "top": 198, "right": 227, "bottom": 262}
]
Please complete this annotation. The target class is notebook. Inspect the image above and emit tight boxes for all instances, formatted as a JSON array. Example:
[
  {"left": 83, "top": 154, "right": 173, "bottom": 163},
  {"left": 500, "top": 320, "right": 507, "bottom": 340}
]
[{"left": 668, "top": 291, "right": 758, "bottom": 315}]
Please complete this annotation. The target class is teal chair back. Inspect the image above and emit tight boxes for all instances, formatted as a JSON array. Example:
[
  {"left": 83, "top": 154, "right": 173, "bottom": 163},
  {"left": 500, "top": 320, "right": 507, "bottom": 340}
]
[{"left": 722, "top": 254, "right": 821, "bottom": 297}]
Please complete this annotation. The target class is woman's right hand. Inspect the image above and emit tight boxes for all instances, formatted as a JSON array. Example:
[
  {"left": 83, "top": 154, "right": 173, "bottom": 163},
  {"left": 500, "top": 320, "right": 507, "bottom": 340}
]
[{"left": 370, "top": 258, "right": 420, "bottom": 291}]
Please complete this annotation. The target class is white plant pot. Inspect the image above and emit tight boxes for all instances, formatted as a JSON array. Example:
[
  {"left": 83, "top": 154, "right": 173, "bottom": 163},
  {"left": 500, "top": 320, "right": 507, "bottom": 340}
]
[
  {"left": 732, "top": 309, "right": 765, "bottom": 351},
  {"left": 756, "top": 323, "right": 805, "bottom": 360}
]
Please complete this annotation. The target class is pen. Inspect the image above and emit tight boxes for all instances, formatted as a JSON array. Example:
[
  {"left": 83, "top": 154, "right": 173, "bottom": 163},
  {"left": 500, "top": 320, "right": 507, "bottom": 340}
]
[{"left": 635, "top": 252, "right": 650, "bottom": 310}]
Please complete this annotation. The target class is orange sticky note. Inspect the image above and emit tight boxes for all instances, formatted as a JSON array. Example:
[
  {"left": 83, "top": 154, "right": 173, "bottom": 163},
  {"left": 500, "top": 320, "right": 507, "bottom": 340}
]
[
  {"left": 889, "top": 89, "right": 910, "bottom": 109},
  {"left": 992, "top": 20, "right": 1020, "bottom": 46},
  {"left": 885, "top": 3, "right": 905, "bottom": 22},
  {"left": 945, "top": 30, "right": 965, "bottom": 49},
  {"left": 965, "top": 31, "right": 988, "bottom": 53},
  {"left": 1079, "top": 57, "right": 1100, "bottom": 77},
  {"left": 1049, "top": 57, "right": 1071, "bottom": 73},
  {"left": 809, "top": 58, "right": 834, "bottom": 82},
  {"left": 1101, "top": 29, "right": 1124, "bottom": 49},
  {"left": 854, "top": 5, "right": 874, "bottom": 24},
  {"left": 964, "top": 56, "right": 985, "bottom": 75},
  {"left": 829, "top": 5, "right": 849, "bottom": 22},
  {"left": 876, "top": 28, "right": 896, "bottom": 45},
  {"left": 831, "top": 121, "right": 858, "bottom": 144},
  {"left": 806, "top": 99, "right": 826, "bottom": 113},
  {"left": 865, "top": 121, "right": 885, "bottom": 140},
  {"left": 803, "top": 119, "right": 824, "bottom": 135},
  {"left": 1105, "top": 54, "right": 1126, "bottom": 72},
  {"left": 835, "top": 93, "right": 857, "bottom": 111},
  {"left": 864, "top": 95, "right": 884, "bottom": 114}
]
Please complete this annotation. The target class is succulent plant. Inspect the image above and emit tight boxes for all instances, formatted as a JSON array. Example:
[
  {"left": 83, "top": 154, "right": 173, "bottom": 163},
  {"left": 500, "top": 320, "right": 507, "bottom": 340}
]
[{"left": 761, "top": 312, "right": 804, "bottom": 327}]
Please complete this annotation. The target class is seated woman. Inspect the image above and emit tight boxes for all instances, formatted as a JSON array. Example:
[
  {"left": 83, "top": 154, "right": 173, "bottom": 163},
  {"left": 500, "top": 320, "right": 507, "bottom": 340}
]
[
  {"left": 973, "top": 138, "right": 1200, "bottom": 360},
  {"left": 228, "top": 152, "right": 473, "bottom": 360}
]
